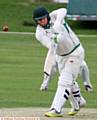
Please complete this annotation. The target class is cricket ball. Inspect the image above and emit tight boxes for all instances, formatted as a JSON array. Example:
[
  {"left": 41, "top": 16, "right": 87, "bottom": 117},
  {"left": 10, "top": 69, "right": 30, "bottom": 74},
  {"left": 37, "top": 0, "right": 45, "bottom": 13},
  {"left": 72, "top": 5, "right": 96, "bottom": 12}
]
[{"left": 3, "top": 25, "right": 9, "bottom": 32}]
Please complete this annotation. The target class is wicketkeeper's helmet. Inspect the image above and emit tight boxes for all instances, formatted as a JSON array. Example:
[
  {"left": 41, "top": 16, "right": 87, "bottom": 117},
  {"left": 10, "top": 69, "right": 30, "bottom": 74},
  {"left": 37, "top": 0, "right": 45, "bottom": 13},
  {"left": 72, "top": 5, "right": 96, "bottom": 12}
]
[{"left": 33, "top": 6, "right": 50, "bottom": 21}]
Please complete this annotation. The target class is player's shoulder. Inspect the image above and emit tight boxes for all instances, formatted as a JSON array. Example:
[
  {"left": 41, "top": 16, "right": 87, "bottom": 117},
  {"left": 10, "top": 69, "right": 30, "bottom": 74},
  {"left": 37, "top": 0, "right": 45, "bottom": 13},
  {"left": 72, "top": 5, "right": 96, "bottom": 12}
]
[
  {"left": 36, "top": 25, "right": 44, "bottom": 34},
  {"left": 36, "top": 25, "right": 45, "bottom": 38}
]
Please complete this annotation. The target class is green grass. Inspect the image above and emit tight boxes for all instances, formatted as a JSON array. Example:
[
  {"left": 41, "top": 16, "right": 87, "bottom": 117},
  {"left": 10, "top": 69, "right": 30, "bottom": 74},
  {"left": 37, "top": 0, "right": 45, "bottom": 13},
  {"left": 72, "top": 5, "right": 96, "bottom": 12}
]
[
  {"left": 0, "top": 0, "right": 65, "bottom": 32},
  {"left": 77, "top": 36, "right": 97, "bottom": 108},
  {"left": 0, "top": 32, "right": 97, "bottom": 108},
  {"left": 0, "top": 33, "right": 56, "bottom": 108},
  {"left": 0, "top": 0, "right": 97, "bottom": 34},
  {"left": 0, "top": 0, "right": 97, "bottom": 109}
]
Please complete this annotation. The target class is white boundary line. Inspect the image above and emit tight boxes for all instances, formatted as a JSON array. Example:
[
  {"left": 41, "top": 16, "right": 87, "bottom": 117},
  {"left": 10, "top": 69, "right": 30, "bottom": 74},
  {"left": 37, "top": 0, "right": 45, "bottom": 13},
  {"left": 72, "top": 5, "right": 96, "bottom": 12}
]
[
  {"left": 0, "top": 31, "right": 97, "bottom": 37},
  {"left": 0, "top": 31, "right": 34, "bottom": 35},
  {"left": 78, "top": 34, "right": 97, "bottom": 37}
]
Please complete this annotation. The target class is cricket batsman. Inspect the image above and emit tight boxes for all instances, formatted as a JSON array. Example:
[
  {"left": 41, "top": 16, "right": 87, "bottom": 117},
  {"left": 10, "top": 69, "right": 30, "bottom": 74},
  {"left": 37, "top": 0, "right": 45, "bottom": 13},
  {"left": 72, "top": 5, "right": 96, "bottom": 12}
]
[{"left": 33, "top": 6, "right": 91, "bottom": 117}]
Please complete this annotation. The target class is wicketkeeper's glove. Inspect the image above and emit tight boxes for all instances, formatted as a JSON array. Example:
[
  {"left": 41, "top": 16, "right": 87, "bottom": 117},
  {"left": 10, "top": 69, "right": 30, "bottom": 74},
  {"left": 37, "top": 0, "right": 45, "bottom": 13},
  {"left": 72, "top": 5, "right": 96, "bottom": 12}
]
[{"left": 84, "top": 84, "right": 93, "bottom": 92}]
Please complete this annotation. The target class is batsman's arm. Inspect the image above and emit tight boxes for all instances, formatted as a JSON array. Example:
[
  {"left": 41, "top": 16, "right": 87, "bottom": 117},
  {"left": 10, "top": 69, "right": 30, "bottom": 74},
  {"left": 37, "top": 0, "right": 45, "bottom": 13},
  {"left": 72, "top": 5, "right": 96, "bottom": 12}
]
[{"left": 36, "top": 27, "right": 52, "bottom": 49}]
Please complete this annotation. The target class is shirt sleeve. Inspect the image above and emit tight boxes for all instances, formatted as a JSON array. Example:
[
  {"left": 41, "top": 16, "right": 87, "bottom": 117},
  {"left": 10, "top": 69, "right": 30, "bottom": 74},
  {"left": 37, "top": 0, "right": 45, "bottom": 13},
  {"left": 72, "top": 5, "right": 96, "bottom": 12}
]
[
  {"left": 50, "top": 8, "right": 67, "bottom": 24},
  {"left": 35, "top": 26, "right": 52, "bottom": 49}
]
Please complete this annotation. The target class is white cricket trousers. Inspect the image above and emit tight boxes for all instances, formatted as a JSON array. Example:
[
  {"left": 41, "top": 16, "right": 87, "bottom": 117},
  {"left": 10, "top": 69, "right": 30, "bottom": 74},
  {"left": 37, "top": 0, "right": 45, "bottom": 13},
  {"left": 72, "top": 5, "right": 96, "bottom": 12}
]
[{"left": 50, "top": 46, "right": 84, "bottom": 112}]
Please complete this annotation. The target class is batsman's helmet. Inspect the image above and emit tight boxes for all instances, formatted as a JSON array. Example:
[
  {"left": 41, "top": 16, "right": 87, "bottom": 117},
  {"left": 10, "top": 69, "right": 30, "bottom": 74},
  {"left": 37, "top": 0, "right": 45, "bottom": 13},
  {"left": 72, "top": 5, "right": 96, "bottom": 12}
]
[{"left": 33, "top": 6, "right": 50, "bottom": 21}]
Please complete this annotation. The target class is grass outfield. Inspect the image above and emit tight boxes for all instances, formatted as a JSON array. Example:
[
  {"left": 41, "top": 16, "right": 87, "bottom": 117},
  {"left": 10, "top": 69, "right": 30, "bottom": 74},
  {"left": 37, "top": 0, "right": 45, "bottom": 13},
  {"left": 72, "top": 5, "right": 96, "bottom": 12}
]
[
  {"left": 0, "top": 0, "right": 97, "bottom": 34},
  {"left": 0, "top": 32, "right": 97, "bottom": 108},
  {"left": 0, "top": 0, "right": 65, "bottom": 32},
  {"left": 0, "top": 0, "right": 97, "bottom": 109}
]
